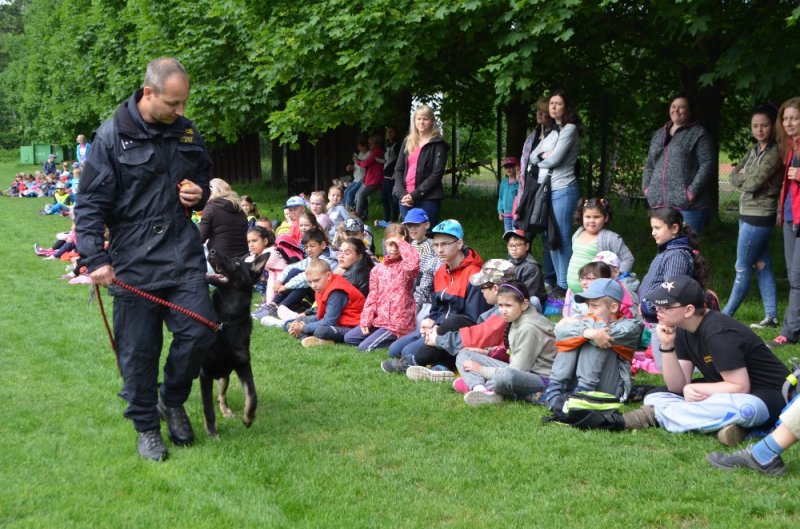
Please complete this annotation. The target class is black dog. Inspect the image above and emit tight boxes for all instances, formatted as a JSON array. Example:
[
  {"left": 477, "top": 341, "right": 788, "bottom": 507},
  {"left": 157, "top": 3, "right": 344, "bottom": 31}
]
[{"left": 202, "top": 249, "right": 269, "bottom": 437}]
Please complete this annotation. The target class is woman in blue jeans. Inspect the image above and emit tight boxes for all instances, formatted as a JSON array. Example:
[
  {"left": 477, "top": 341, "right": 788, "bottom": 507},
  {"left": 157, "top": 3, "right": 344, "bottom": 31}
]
[
  {"left": 723, "top": 104, "right": 783, "bottom": 328},
  {"left": 529, "top": 89, "right": 582, "bottom": 295}
]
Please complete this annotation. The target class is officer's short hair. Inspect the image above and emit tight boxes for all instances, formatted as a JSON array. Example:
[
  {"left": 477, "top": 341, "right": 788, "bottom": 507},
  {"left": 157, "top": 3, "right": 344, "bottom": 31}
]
[{"left": 144, "top": 58, "right": 188, "bottom": 94}]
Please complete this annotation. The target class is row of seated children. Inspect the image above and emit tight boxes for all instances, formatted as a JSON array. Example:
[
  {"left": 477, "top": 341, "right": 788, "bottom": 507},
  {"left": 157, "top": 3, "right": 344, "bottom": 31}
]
[{"left": 254, "top": 199, "right": 715, "bottom": 410}]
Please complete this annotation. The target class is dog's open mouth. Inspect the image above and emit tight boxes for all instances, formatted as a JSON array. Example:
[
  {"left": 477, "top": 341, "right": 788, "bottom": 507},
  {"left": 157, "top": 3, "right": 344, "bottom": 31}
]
[{"left": 206, "top": 272, "right": 229, "bottom": 286}]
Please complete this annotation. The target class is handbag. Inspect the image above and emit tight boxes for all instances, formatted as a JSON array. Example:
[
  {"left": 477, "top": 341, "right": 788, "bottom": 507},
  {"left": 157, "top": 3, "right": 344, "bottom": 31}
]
[{"left": 528, "top": 169, "right": 553, "bottom": 230}]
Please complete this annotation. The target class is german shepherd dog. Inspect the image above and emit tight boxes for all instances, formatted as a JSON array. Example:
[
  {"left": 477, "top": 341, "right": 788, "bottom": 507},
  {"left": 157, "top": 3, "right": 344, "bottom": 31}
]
[{"left": 202, "top": 249, "right": 269, "bottom": 437}]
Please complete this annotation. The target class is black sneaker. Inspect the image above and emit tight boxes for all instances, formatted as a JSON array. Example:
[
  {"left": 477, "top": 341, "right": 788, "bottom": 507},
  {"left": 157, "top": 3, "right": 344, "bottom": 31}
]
[
  {"left": 381, "top": 358, "right": 409, "bottom": 374},
  {"left": 157, "top": 396, "right": 195, "bottom": 446},
  {"left": 751, "top": 317, "right": 779, "bottom": 329},
  {"left": 137, "top": 429, "right": 168, "bottom": 461},
  {"left": 706, "top": 447, "right": 787, "bottom": 476}
]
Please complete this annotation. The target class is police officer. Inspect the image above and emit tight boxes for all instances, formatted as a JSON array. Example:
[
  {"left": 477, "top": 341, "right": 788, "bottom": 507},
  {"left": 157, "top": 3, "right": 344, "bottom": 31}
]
[{"left": 75, "top": 58, "right": 217, "bottom": 461}]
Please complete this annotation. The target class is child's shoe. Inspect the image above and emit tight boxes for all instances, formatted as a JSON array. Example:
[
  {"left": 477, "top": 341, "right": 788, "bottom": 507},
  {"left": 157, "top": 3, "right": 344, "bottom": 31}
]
[
  {"left": 452, "top": 378, "right": 469, "bottom": 394},
  {"left": 406, "top": 365, "right": 455, "bottom": 383},
  {"left": 464, "top": 389, "right": 503, "bottom": 406},
  {"left": 751, "top": 316, "right": 779, "bottom": 329}
]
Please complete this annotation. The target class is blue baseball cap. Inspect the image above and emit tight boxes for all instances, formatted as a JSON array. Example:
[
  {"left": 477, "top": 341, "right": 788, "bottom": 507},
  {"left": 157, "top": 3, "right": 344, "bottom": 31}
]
[
  {"left": 431, "top": 219, "right": 463, "bottom": 240},
  {"left": 402, "top": 208, "right": 429, "bottom": 225},
  {"left": 574, "top": 278, "right": 624, "bottom": 303}
]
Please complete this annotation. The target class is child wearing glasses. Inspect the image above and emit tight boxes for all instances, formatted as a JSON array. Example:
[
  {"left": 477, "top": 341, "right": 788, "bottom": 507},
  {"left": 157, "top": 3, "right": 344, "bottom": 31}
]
[{"left": 503, "top": 229, "right": 547, "bottom": 312}]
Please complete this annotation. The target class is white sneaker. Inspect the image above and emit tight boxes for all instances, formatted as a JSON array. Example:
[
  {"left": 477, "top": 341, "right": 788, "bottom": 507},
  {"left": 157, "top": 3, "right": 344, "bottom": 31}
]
[
  {"left": 464, "top": 390, "right": 503, "bottom": 406},
  {"left": 260, "top": 315, "right": 284, "bottom": 328},
  {"left": 406, "top": 365, "right": 456, "bottom": 383}
]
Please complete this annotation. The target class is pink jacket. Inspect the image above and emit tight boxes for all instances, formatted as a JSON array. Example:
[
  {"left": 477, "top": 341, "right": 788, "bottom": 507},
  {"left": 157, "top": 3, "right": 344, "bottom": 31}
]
[
  {"left": 356, "top": 147, "right": 385, "bottom": 187},
  {"left": 360, "top": 239, "right": 420, "bottom": 336}
]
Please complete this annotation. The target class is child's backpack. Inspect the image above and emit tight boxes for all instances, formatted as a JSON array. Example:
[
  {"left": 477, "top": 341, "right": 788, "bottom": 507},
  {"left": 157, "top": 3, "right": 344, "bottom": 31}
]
[{"left": 543, "top": 391, "right": 625, "bottom": 430}]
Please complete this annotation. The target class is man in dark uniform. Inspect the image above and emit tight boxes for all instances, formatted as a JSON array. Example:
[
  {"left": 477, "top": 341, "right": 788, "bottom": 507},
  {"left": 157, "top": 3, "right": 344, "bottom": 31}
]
[{"left": 75, "top": 57, "right": 217, "bottom": 461}]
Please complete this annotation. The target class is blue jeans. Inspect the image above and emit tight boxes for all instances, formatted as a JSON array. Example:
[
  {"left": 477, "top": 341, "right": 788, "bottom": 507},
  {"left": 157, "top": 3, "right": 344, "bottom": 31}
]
[
  {"left": 502, "top": 216, "right": 514, "bottom": 233},
  {"left": 679, "top": 208, "right": 708, "bottom": 235},
  {"left": 387, "top": 332, "right": 425, "bottom": 360},
  {"left": 400, "top": 199, "right": 441, "bottom": 230},
  {"left": 344, "top": 180, "right": 362, "bottom": 208},
  {"left": 380, "top": 178, "right": 399, "bottom": 222},
  {"left": 549, "top": 182, "right": 580, "bottom": 290},
  {"left": 722, "top": 219, "right": 778, "bottom": 318}
]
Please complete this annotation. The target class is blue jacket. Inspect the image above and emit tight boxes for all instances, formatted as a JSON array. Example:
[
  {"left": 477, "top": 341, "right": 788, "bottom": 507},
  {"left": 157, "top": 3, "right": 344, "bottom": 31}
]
[
  {"left": 497, "top": 178, "right": 519, "bottom": 215},
  {"left": 639, "top": 236, "right": 694, "bottom": 322}
]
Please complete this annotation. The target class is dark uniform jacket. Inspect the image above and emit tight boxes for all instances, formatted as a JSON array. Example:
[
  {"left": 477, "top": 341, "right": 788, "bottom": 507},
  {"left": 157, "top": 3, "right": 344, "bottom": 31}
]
[{"left": 75, "top": 88, "right": 212, "bottom": 291}]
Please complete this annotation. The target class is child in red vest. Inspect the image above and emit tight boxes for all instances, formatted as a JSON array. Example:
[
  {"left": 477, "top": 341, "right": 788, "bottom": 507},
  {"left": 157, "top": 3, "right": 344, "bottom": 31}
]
[{"left": 286, "top": 259, "right": 366, "bottom": 348}]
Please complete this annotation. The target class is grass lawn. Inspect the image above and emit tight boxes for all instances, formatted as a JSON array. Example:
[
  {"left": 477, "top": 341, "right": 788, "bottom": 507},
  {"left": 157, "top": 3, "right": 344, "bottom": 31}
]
[{"left": 2, "top": 163, "right": 800, "bottom": 528}]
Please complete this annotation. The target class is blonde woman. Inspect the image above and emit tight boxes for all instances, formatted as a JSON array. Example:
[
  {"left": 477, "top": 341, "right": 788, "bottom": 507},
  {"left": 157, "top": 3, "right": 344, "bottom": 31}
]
[
  {"left": 198, "top": 178, "right": 249, "bottom": 258},
  {"left": 393, "top": 105, "right": 449, "bottom": 227},
  {"left": 75, "top": 134, "right": 91, "bottom": 164}
]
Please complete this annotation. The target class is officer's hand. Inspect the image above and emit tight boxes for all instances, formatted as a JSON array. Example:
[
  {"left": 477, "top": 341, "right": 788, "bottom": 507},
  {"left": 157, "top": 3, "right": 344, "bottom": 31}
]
[
  {"left": 90, "top": 265, "right": 115, "bottom": 286},
  {"left": 178, "top": 180, "right": 203, "bottom": 208}
]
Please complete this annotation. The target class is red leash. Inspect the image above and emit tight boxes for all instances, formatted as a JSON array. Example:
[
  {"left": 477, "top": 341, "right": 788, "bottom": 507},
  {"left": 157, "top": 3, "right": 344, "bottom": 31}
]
[{"left": 94, "top": 278, "right": 220, "bottom": 354}]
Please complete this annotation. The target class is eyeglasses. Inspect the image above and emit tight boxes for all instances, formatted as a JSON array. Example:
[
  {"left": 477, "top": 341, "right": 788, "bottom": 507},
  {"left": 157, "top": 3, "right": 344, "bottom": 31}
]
[
  {"left": 432, "top": 240, "right": 457, "bottom": 249},
  {"left": 654, "top": 304, "right": 685, "bottom": 312},
  {"left": 507, "top": 243, "right": 527, "bottom": 249}
]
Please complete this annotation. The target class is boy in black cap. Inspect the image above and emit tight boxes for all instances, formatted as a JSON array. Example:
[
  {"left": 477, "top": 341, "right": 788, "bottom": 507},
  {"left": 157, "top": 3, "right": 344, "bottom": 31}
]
[
  {"left": 623, "top": 275, "right": 788, "bottom": 447},
  {"left": 504, "top": 229, "right": 547, "bottom": 311}
]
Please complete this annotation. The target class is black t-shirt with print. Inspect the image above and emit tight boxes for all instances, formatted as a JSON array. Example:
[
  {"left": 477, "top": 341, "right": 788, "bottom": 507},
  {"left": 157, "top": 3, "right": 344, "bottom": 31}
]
[{"left": 676, "top": 310, "right": 789, "bottom": 420}]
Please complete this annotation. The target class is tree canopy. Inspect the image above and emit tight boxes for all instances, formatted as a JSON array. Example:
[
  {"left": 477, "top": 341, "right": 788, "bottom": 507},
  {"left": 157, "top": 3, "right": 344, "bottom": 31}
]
[{"left": 1, "top": 0, "right": 799, "bottom": 192}]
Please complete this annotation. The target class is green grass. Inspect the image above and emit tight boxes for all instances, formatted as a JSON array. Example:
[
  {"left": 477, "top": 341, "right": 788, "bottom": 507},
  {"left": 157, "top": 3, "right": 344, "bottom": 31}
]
[{"left": 2, "top": 170, "right": 800, "bottom": 529}]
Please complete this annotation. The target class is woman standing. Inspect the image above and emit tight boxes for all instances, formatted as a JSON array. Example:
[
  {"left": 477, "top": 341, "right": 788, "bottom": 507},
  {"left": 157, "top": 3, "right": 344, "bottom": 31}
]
[
  {"left": 529, "top": 90, "right": 582, "bottom": 295},
  {"left": 198, "top": 178, "right": 249, "bottom": 259},
  {"left": 393, "top": 105, "right": 448, "bottom": 228},
  {"left": 722, "top": 104, "right": 782, "bottom": 328},
  {"left": 516, "top": 98, "right": 556, "bottom": 289},
  {"left": 75, "top": 134, "right": 91, "bottom": 165},
  {"left": 771, "top": 98, "right": 800, "bottom": 347},
  {"left": 642, "top": 93, "right": 715, "bottom": 234}
]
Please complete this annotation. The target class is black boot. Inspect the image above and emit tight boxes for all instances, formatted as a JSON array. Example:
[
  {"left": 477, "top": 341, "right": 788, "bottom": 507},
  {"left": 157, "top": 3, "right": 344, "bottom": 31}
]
[{"left": 157, "top": 395, "right": 195, "bottom": 446}]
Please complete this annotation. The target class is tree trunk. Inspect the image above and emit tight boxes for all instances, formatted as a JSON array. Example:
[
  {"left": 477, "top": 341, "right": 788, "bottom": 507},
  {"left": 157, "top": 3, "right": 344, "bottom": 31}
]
[{"left": 271, "top": 137, "right": 284, "bottom": 185}]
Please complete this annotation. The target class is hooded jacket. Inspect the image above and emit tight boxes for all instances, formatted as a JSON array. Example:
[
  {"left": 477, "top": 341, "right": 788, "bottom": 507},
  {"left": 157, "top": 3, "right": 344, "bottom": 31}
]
[
  {"left": 730, "top": 141, "right": 782, "bottom": 220},
  {"left": 428, "top": 247, "right": 490, "bottom": 324},
  {"left": 642, "top": 121, "right": 715, "bottom": 210},
  {"left": 360, "top": 240, "right": 420, "bottom": 336},
  {"left": 75, "top": 88, "right": 211, "bottom": 291},
  {"left": 198, "top": 198, "right": 249, "bottom": 258}
]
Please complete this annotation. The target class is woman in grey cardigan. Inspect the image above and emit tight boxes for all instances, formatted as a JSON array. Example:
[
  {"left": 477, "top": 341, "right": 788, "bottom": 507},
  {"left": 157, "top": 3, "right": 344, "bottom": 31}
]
[
  {"left": 723, "top": 104, "right": 783, "bottom": 328},
  {"left": 529, "top": 89, "right": 582, "bottom": 294},
  {"left": 642, "top": 93, "right": 715, "bottom": 234}
]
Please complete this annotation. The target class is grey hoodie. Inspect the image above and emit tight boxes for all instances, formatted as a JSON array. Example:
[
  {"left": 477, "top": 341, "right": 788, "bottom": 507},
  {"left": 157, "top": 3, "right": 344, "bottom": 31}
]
[{"left": 642, "top": 121, "right": 715, "bottom": 210}]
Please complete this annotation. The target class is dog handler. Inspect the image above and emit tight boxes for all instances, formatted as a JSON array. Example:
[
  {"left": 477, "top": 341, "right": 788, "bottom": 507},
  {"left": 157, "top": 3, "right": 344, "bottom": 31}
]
[{"left": 75, "top": 58, "right": 217, "bottom": 461}]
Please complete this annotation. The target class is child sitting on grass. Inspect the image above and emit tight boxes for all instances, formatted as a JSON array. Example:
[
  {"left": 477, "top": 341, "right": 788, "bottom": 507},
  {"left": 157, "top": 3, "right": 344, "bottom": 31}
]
[
  {"left": 456, "top": 280, "right": 556, "bottom": 406},
  {"left": 503, "top": 229, "right": 547, "bottom": 311},
  {"left": 344, "top": 224, "right": 419, "bottom": 351},
  {"left": 544, "top": 278, "right": 643, "bottom": 409},
  {"left": 285, "top": 259, "right": 366, "bottom": 348},
  {"left": 260, "top": 228, "right": 338, "bottom": 325},
  {"left": 562, "top": 261, "right": 612, "bottom": 318}
]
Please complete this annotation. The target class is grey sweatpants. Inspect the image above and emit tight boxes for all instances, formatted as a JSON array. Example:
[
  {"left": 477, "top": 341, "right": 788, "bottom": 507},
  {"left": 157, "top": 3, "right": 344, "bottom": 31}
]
[{"left": 455, "top": 350, "right": 548, "bottom": 399}]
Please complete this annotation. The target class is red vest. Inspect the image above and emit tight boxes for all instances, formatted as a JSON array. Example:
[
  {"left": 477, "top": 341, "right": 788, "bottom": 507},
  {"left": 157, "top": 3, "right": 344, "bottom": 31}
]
[{"left": 316, "top": 274, "right": 365, "bottom": 327}]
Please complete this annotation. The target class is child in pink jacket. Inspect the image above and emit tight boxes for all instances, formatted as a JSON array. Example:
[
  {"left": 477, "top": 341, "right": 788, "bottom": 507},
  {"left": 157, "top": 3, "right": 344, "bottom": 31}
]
[{"left": 344, "top": 223, "right": 420, "bottom": 351}]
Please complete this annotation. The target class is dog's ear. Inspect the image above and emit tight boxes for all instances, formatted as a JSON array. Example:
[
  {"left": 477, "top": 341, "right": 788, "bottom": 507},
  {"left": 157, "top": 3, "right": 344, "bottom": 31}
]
[{"left": 249, "top": 251, "right": 271, "bottom": 281}]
